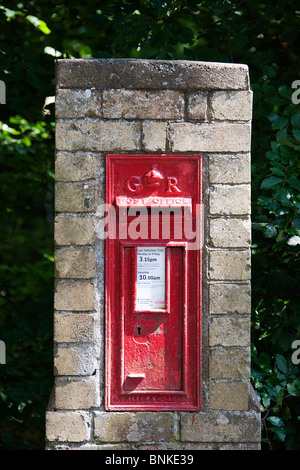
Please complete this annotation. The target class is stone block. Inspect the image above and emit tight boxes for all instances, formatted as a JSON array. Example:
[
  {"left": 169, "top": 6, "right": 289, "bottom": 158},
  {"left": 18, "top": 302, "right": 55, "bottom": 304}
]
[
  {"left": 54, "top": 376, "right": 99, "bottom": 409},
  {"left": 209, "top": 184, "right": 251, "bottom": 215},
  {"left": 55, "top": 182, "right": 95, "bottom": 213},
  {"left": 217, "top": 443, "right": 261, "bottom": 450},
  {"left": 54, "top": 216, "right": 95, "bottom": 246},
  {"left": 103, "top": 89, "right": 184, "bottom": 119},
  {"left": 54, "top": 313, "right": 94, "bottom": 343},
  {"left": 209, "top": 154, "right": 250, "bottom": 184},
  {"left": 142, "top": 121, "right": 167, "bottom": 151},
  {"left": 55, "top": 152, "right": 98, "bottom": 182},
  {"left": 55, "top": 247, "right": 95, "bottom": 279},
  {"left": 209, "top": 381, "right": 249, "bottom": 410},
  {"left": 56, "top": 120, "right": 140, "bottom": 152},
  {"left": 209, "top": 283, "right": 251, "bottom": 314},
  {"left": 187, "top": 92, "right": 208, "bottom": 120},
  {"left": 209, "top": 217, "right": 251, "bottom": 248},
  {"left": 55, "top": 89, "right": 101, "bottom": 118},
  {"left": 54, "top": 280, "right": 95, "bottom": 311},
  {"left": 46, "top": 411, "right": 91, "bottom": 442},
  {"left": 211, "top": 90, "right": 252, "bottom": 121},
  {"left": 56, "top": 59, "right": 250, "bottom": 91},
  {"left": 209, "top": 348, "right": 250, "bottom": 379},
  {"left": 54, "top": 344, "right": 97, "bottom": 375},
  {"left": 48, "top": 443, "right": 101, "bottom": 450},
  {"left": 180, "top": 411, "right": 260, "bottom": 443},
  {"left": 209, "top": 249, "right": 251, "bottom": 281},
  {"left": 170, "top": 122, "right": 251, "bottom": 152},
  {"left": 94, "top": 412, "right": 176, "bottom": 442},
  {"left": 209, "top": 316, "right": 250, "bottom": 347}
]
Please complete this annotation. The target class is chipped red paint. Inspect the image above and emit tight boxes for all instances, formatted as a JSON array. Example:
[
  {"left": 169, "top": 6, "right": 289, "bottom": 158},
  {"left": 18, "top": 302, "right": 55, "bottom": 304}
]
[{"left": 105, "top": 155, "right": 202, "bottom": 411}]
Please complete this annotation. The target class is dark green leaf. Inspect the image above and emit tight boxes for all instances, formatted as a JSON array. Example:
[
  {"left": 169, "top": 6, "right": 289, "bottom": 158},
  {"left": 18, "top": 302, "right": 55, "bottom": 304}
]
[
  {"left": 263, "top": 65, "right": 276, "bottom": 78},
  {"left": 275, "top": 189, "right": 293, "bottom": 207},
  {"left": 278, "top": 86, "right": 292, "bottom": 99},
  {"left": 264, "top": 225, "right": 278, "bottom": 238},
  {"left": 266, "top": 151, "right": 280, "bottom": 161},
  {"left": 267, "top": 416, "right": 284, "bottom": 427},
  {"left": 287, "top": 381, "right": 300, "bottom": 397},
  {"left": 260, "top": 176, "right": 283, "bottom": 189},
  {"left": 291, "top": 112, "right": 300, "bottom": 129},
  {"left": 272, "top": 116, "right": 288, "bottom": 130},
  {"left": 292, "top": 128, "right": 300, "bottom": 142},
  {"left": 275, "top": 354, "right": 288, "bottom": 374},
  {"left": 269, "top": 426, "right": 286, "bottom": 441},
  {"left": 286, "top": 176, "right": 300, "bottom": 192}
]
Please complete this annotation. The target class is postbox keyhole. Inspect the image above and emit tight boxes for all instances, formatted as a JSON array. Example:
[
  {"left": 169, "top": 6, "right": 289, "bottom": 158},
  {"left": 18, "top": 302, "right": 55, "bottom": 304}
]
[{"left": 137, "top": 326, "right": 141, "bottom": 336}]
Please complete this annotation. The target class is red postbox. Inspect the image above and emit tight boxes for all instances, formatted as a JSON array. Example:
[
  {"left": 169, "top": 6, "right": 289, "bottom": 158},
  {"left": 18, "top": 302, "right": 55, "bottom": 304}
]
[{"left": 105, "top": 154, "right": 202, "bottom": 410}]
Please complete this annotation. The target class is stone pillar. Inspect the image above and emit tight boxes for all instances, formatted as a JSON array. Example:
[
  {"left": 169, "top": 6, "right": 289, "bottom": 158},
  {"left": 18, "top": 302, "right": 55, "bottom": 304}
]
[{"left": 46, "top": 59, "right": 261, "bottom": 450}]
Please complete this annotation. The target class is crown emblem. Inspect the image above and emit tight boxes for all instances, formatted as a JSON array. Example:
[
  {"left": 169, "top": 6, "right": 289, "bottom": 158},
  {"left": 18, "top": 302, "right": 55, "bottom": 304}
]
[{"left": 143, "top": 166, "right": 164, "bottom": 187}]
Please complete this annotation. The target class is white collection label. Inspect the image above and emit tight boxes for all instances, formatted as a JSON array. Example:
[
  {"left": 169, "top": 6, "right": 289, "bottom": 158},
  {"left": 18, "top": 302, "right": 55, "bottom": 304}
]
[{"left": 136, "top": 247, "right": 165, "bottom": 310}]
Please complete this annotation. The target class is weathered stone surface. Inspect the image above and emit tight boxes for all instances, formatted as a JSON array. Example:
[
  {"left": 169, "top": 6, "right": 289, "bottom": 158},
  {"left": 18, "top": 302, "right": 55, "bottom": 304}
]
[
  {"left": 209, "top": 184, "right": 251, "bottom": 215},
  {"left": 54, "top": 344, "right": 97, "bottom": 375},
  {"left": 187, "top": 92, "right": 208, "bottom": 120},
  {"left": 48, "top": 443, "right": 101, "bottom": 450},
  {"left": 209, "top": 250, "right": 251, "bottom": 281},
  {"left": 55, "top": 182, "right": 95, "bottom": 213},
  {"left": 46, "top": 411, "right": 91, "bottom": 442},
  {"left": 209, "top": 217, "right": 251, "bottom": 248},
  {"left": 55, "top": 89, "right": 101, "bottom": 118},
  {"left": 54, "top": 280, "right": 95, "bottom": 311},
  {"left": 54, "top": 313, "right": 94, "bottom": 343},
  {"left": 54, "top": 216, "right": 95, "bottom": 246},
  {"left": 94, "top": 412, "right": 176, "bottom": 442},
  {"left": 65, "top": 443, "right": 134, "bottom": 450},
  {"left": 138, "top": 443, "right": 214, "bottom": 450},
  {"left": 170, "top": 122, "right": 251, "bottom": 152},
  {"left": 142, "top": 121, "right": 167, "bottom": 151},
  {"left": 211, "top": 90, "right": 253, "bottom": 121},
  {"left": 180, "top": 411, "right": 260, "bottom": 442},
  {"left": 56, "top": 59, "right": 250, "bottom": 91},
  {"left": 209, "top": 347, "right": 250, "bottom": 379},
  {"left": 175, "top": 443, "right": 214, "bottom": 450},
  {"left": 55, "top": 152, "right": 98, "bottom": 182},
  {"left": 103, "top": 89, "right": 184, "bottom": 119},
  {"left": 209, "top": 154, "right": 250, "bottom": 184},
  {"left": 209, "top": 381, "right": 249, "bottom": 411},
  {"left": 209, "top": 283, "right": 251, "bottom": 314},
  {"left": 217, "top": 443, "right": 261, "bottom": 450},
  {"left": 55, "top": 247, "right": 95, "bottom": 278},
  {"left": 209, "top": 316, "right": 250, "bottom": 347},
  {"left": 54, "top": 377, "right": 99, "bottom": 409},
  {"left": 56, "top": 120, "right": 140, "bottom": 151}
]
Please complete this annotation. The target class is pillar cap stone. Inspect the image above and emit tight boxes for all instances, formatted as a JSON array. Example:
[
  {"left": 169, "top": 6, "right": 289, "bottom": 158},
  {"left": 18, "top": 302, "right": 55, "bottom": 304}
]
[{"left": 56, "top": 58, "right": 250, "bottom": 91}]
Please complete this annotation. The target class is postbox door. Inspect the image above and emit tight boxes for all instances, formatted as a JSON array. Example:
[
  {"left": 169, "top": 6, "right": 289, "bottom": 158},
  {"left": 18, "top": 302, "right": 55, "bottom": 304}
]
[
  {"left": 105, "top": 154, "right": 201, "bottom": 411},
  {"left": 123, "top": 246, "right": 183, "bottom": 392}
]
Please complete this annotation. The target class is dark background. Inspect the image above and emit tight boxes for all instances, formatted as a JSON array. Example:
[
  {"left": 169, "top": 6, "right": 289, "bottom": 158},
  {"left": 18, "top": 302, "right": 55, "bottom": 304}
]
[{"left": 0, "top": 0, "right": 299, "bottom": 449}]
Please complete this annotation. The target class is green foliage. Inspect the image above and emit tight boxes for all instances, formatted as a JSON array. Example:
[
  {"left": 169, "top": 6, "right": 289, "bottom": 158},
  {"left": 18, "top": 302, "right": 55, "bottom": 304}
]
[
  {"left": 0, "top": 116, "right": 54, "bottom": 449},
  {"left": 251, "top": 86, "right": 300, "bottom": 449},
  {"left": 0, "top": 0, "right": 299, "bottom": 449}
]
